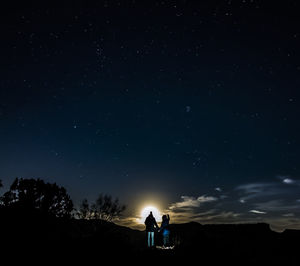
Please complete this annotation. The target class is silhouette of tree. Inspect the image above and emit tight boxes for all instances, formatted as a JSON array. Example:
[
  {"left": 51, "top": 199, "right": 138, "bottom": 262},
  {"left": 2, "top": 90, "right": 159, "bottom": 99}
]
[
  {"left": 0, "top": 179, "right": 2, "bottom": 188},
  {"left": 0, "top": 178, "right": 73, "bottom": 218},
  {"left": 77, "top": 194, "right": 126, "bottom": 221},
  {"left": 93, "top": 194, "right": 126, "bottom": 221},
  {"left": 77, "top": 198, "right": 90, "bottom": 219}
]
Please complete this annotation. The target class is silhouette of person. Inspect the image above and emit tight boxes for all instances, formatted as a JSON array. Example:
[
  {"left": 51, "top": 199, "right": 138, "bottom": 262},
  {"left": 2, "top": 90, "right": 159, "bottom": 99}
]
[
  {"left": 144, "top": 211, "right": 159, "bottom": 247},
  {"left": 160, "top": 214, "right": 170, "bottom": 247}
]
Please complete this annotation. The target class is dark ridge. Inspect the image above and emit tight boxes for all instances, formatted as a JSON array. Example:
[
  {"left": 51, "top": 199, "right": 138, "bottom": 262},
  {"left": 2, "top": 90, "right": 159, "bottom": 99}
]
[{"left": 0, "top": 209, "right": 298, "bottom": 264}]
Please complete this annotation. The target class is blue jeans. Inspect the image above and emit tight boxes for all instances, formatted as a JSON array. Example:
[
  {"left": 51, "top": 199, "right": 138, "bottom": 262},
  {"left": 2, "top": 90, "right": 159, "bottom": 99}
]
[
  {"left": 163, "top": 230, "right": 170, "bottom": 246},
  {"left": 147, "top": 231, "right": 154, "bottom": 247}
]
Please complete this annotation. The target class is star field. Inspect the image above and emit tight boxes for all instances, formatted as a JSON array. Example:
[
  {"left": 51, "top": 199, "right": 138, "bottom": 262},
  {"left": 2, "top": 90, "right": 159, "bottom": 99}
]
[{"left": 0, "top": 1, "right": 300, "bottom": 230}]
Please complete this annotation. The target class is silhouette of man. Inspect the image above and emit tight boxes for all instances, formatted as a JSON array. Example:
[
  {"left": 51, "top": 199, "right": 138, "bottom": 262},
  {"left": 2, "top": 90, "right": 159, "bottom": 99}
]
[{"left": 144, "top": 211, "right": 159, "bottom": 247}]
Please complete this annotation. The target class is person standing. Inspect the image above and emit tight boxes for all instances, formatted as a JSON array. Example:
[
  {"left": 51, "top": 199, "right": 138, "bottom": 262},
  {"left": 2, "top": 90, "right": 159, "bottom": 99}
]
[
  {"left": 160, "top": 214, "right": 170, "bottom": 247},
  {"left": 144, "top": 211, "right": 159, "bottom": 248}
]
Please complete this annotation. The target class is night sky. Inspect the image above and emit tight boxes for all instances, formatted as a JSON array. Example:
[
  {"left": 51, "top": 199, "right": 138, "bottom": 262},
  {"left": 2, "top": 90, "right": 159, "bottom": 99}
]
[{"left": 1, "top": 1, "right": 300, "bottom": 231}]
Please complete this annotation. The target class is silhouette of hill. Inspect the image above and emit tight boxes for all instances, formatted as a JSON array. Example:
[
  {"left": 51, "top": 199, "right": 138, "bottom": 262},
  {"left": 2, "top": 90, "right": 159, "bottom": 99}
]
[{"left": 0, "top": 209, "right": 298, "bottom": 264}]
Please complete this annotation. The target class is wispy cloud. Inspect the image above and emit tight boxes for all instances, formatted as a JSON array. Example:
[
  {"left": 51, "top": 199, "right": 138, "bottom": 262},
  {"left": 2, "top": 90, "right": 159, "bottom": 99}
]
[
  {"left": 163, "top": 194, "right": 244, "bottom": 224},
  {"left": 237, "top": 183, "right": 272, "bottom": 194},
  {"left": 282, "top": 178, "right": 295, "bottom": 184},
  {"left": 282, "top": 213, "right": 295, "bottom": 217},
  {"left": 236, "top": 177, "right": 300, "bottom": 204},
  {"left": 115, "top": 216, "right": 145, "bottom": 230},
  {"left": 254, "top": 200, "right": 300, "bottom": 212},
  {"left": 169, "top": 195, "right": 218, "bottom": 210},
  {"left": 234, "top": 177, "right": 300, "bottom": 231},
  {"left": 192, "top": 211, "right": 242, "bottom": 223},
  {"left": 164, "top": 195, "right": 220, "bottom": 223},
  {"left": 277, "top": 175, "right": 300, "bottom": 186},
  {"left": 236, "top": 182, "right": 279, "bottom": 202},
  {"left": 249, "top": 210, "right": 267, "bottom": 214}
]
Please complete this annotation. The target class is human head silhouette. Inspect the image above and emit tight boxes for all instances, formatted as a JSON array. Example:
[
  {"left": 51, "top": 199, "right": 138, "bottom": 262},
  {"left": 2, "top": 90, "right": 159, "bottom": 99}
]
[{"left": 149, "top": 211, "right": 153, "bottom": 217}]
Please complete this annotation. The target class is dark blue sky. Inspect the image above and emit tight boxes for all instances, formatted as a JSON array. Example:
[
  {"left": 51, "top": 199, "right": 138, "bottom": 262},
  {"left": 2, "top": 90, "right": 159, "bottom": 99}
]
[{"left": 1, "top": 1, "right": 300, "bottom": 230}]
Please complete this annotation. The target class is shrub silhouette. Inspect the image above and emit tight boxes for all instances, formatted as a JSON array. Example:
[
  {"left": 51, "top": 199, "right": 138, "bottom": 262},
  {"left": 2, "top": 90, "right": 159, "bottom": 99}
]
[
  {"left": 77, "top": 198, "right": 90, "bottom": 219},
  {"left": 78, "top": 194, "right": 126, "bottom": 221},
  {"left": 1, "top": 178, "right": 73, "bottom": 218}
]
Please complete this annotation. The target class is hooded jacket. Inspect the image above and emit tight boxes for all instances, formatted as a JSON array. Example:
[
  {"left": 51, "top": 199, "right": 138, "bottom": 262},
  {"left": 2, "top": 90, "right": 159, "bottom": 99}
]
[{"left": 145, "top": 214, "right": 158, "bottom": 232}]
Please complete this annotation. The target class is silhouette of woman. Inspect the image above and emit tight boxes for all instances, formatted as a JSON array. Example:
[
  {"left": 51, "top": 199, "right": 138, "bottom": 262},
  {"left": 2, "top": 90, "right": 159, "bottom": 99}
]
[{"left": 160, "top": 214, "right": 170, "bottom": 247}]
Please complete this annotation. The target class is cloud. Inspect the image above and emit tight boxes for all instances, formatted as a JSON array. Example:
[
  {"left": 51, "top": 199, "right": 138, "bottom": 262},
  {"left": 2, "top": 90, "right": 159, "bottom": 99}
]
[
  {"left": 236, "top": 178, "right": 300, "bottom": 204},
  {"left": 277, "top": 175, "right": 296, "bottom": 185},
  {"left": 215, "top": 187, "right": 222, "bottom": 192},
  {"left": 249, "top": 210, "right": 267, "bottom": 214},
  {"left": 190, "top": 209, "right": 217, "bottom": 219},
  {"left": 254, "top": 200, "right": 300, "bottom": 212},
  {"left": 237, "top": 183, "right": 282, "bottom": 203},
  {"left": 220, "top": 195, "right": 228, "bottom": 199},
  {"left": 164, "top": 195, "right": 222, "bottom": 224},
  {"left": 233, "top": 178, "right": 300, "bottom": 231},
  {"left": 164, "top": 194, "right": 245, "bottom": 225},
  {"left": 197, "top": 195, "right": 218, "bottom": 203},
  {"left": 277, "top": 175, "right": 300, "bottom": 186},
  {"left": 192, "top": 211, "right": 242, "bottom": 223},
  {"left": 169, "top": 195, "right": 218, "bottom": 210},
  {"left": 277, "top": 175, "right": 300, "bottom": 185},
  {"left": 116, "top": 216, "right": 145, "bottom": 230},
  {"left": 236, "top": 182, "right": 274, "bottom": 195},
  {"left": 236, "top": 178, "right": 300, "bottom": 219},
  {"left": 282, "top": 213, "right": 295, "bottom": 217},
  {"left": 282, "top": 178, "right": 295, "bottom": 184}
]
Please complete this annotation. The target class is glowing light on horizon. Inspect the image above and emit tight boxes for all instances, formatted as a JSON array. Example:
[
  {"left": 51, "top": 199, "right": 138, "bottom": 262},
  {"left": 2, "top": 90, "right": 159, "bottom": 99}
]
[{"left": 139, "top": 206, "right": 162, "bottom": 224}]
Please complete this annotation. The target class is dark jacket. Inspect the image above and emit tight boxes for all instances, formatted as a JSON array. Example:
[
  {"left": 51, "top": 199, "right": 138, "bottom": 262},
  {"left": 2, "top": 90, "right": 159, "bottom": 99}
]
[
  {"left": 145, "top": 215, "right": 158, "bottom": 232},
  {"left": 160, "top": 218, "right": 170, "bottom": 235}
]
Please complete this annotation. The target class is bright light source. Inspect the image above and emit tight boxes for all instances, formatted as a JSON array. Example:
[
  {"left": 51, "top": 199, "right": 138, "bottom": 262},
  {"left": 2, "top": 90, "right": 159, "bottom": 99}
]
[{"left": 140, "top": 206, "right": 162, "bottom": 224}]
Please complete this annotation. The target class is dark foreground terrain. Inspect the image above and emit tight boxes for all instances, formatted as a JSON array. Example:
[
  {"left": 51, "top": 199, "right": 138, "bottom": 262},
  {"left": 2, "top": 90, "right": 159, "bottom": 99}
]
[{"left": 0, "top": 208, "right": 298, "bottom": 265}]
